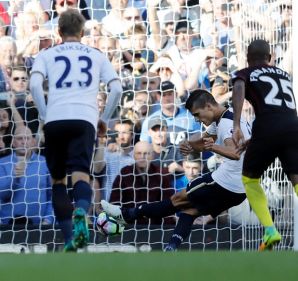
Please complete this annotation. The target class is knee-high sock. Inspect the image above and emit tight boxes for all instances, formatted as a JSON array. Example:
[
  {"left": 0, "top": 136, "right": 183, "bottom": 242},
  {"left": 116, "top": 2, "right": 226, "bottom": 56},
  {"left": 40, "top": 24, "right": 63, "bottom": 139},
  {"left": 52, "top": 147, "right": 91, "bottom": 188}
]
[
  {"left": 122, "top": 199, "right": 178, "bottom": 223},
  {"left": 52, "top": 184, "right": 73, "bottom": 244},
  {"left": 73, "top": 180, "right": 92, "bottom": 213},
  {"left": 242, "top": 175, "right": 274, "bottom": 227},
  {"left": 294, "top": 184, "right": 298, "bottom": 197},
  {"left": 167, "top": 213, "right": 195, "bottom": 250}
]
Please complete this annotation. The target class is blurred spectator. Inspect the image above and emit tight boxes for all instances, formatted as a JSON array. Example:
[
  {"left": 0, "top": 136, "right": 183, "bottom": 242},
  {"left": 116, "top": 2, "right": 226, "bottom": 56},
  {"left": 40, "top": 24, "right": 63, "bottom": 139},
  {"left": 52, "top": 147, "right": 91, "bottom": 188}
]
[
  {"left": 21, "top": 29, "right": 57, "bottom": 70},
  {"left": 81, "top": 19, "right": 102, "bottom": 48},
  {"left": 8, "top": 65, "right": 39, "bottom": 134},
  {"left": 148, "top": 117, "right": 183, "bottom": 174},
  {"left": 140, "top": 81, "right": 201, "bottom": 145},
  {"left": 147, "top": 0, "right": 200, "bottom": 52},
  {"left": 46, "top": 0, "right": 90, "bottom": 33},
  {"left": 120, "top": 90, "right": 152, "bottom": 141},
  {"left": 174, "top": 153, "right": 202, "bottom": 192},
  {"left": 123, "top": 6, "right": 143, "bottom": 29},
  {"left": 167, "top": 19, "right": 210, "bottom": 92},
  {"left": 93, "top": 119, "right": 135, "bottom": 201},
  {"left": 0, "top": 101, "right": 24, "bottom": 157},
  {"left": 101, "top": 0, "right": 129, "bottom": 37},
  {"left": 0, "top": 17, "right": 7, "bottom": 37},
  {"left": 150, "top": 54, "right": 185, "bottom": 98},
  {"left": 110, "top": 140, "right": 175, "bottom": 225},
  {"left": 138, "top": 71, "right": 161, "bottom": 113},
  {"left": 0, "top": 36, "right": 17, "bottom": 92},
  {"left": 122, "top": 24, "right": 155, "bottom": 77},
  {"left": 0, "top": 126, "right": 53, "bottom": 225},
  {"left": 97, "top": 90, "right": 107, "bottom": 117}
]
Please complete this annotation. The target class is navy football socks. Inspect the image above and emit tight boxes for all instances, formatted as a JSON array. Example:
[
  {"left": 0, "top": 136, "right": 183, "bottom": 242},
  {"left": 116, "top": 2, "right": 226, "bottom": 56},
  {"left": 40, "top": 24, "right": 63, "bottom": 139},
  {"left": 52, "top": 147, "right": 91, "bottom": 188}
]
[
  {"left": 122, "top": 199, "right": 178, "bottom": 222},
  {"left": 52, "top": 183, "right": 73, "bottom": 244},
  {"left": 166, "top": 213, "right": 195, "bottom": 250},
  {"left": 73, "top": 180, "right": 92, "bottom": 213}
]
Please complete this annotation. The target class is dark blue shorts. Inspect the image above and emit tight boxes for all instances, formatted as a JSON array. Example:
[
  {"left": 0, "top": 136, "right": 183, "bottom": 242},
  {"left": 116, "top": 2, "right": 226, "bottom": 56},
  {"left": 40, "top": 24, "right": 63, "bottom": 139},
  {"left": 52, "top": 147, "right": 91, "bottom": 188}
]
[
  {"left": 243, "top": 131, "right": 298, "bottom": 178},
  {"left": 186, "top": 173, "right": 246, "bottom": 218},
  {"left": 44, "top": 120, "right": 95, "bottom": 179}
]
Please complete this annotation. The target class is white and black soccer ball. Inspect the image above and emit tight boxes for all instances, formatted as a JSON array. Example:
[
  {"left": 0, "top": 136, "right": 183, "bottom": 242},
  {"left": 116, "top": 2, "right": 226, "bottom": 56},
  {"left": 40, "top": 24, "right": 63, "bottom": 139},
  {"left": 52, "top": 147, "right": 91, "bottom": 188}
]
[{"left": 96, "top": 211, "right": 124, "bottom": 236}]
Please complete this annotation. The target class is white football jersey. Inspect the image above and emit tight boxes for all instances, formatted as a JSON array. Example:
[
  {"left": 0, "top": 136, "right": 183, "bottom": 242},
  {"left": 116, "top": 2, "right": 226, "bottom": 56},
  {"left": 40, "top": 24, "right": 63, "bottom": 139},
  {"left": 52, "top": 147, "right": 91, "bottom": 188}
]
[
  {"left": 31, "top": 42, "right": 119, "bottom": 130},
  {"left": 206, "top": 109, "right": 251, "bottom": 193}
]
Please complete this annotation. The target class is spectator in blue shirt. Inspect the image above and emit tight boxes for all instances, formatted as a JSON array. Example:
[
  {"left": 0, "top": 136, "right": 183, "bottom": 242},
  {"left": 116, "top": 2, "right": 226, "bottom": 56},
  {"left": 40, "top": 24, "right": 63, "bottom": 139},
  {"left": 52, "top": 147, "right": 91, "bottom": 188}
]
[
  {"left": 140, "top": 81, "right": 201, "bottom": 145},
  {"left": 0, "top": 126, "right": 53, "bottom": 225},
  {"left": 175, "top": 154, "right": 202, "bottom": 192}
]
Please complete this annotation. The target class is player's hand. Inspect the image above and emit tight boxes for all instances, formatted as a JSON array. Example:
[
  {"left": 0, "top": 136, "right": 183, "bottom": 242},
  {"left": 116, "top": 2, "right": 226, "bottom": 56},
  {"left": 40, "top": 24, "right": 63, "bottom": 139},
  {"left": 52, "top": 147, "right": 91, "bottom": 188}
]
[
  {"left": 203, "top": 137, "right": 214, "bottom": 151},
  {"left": 179, "top": 140, "right": 194, "bottom": 156},
  {"left": 236, "top": 139, "right": 250, "bottom": 155},
  {"left": 232, "top": 126, "right": 245, "bottom": 148}
]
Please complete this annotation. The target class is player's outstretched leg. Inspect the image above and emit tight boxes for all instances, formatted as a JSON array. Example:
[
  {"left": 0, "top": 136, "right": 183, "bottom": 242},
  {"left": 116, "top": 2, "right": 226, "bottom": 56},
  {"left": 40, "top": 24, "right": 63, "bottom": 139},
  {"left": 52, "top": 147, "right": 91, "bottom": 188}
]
[
  {"left": 259, "top": 226, "right": 282, "bottom": 251},
  {"left": 164, "top": 212, "right": 195, "bottom": 252},
  {"left": 72, "top": 207, "right": 89, "bottom": 248},
  {"left": 101, "top": 200, "right": 128, "bottom": 224},
  {"left": 101, "top": 198, "right": 178, "bottom": 225}
]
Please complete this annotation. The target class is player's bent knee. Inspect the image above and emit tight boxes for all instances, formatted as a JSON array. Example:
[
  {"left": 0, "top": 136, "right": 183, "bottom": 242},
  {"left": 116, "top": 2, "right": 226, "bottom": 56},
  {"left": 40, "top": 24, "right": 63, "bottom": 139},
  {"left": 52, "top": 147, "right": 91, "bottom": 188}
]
[
  {"left": 171, "top": 190, "right": 188, "bottom": 206},
  {"left": 72, "top": 171, "right": 90, "bottom": 185},
  {"left": 182, "top": 208, "right": 199, "bottom": 216}
]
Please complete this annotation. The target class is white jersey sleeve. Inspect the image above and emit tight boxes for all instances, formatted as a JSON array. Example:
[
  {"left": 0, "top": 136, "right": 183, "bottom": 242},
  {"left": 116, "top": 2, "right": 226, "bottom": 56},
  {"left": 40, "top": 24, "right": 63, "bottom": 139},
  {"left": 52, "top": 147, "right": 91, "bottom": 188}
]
[
  {"left": 211, "top": 109, "right": 251, "bottom": 194},
  {"left": 30, "top": 42, "right": 120, "bottom": 130},
  {"left": 31, "top": 50, "right": 47, "bottom": 78}
]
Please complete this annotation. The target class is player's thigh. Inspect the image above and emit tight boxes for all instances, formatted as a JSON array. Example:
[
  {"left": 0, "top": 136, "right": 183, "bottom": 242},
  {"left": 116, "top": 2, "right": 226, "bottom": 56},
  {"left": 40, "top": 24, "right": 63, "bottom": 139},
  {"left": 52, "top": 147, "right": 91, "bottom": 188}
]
[
  {"left": 44, "top": 121, "right": 69, "bottom": 179},
  {"left": 187, "top": 181, "right": 246, "bottom": 217},
  {"left": 66, "top": 120, "right": 95, "bottom": 175},
  {"left": 171, "top": 189, "right": 190, "bottom": 208},
  {"left": 278, "top": 131, "right": 298, "bottom": 178},
  {"left": 243, "top": 137, "right": 277, "bottom": 178}
]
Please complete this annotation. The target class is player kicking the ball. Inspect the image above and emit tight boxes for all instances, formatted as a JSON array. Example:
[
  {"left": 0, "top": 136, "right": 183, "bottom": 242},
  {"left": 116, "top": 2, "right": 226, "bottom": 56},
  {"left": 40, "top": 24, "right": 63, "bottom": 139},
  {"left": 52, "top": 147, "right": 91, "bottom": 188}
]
[
  {"left": 30, "top": 10, "right": 122, "bottom": 251},
  {"left": 101, "top": 89, "right": 250, "bottom": 251}
]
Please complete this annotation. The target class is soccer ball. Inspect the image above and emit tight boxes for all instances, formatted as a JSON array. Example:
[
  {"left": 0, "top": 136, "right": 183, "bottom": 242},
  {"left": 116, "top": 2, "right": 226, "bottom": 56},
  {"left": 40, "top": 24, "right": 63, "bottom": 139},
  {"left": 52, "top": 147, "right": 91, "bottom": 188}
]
[{"left": 96, "top": 211, "right": 124, "bottom": 236}]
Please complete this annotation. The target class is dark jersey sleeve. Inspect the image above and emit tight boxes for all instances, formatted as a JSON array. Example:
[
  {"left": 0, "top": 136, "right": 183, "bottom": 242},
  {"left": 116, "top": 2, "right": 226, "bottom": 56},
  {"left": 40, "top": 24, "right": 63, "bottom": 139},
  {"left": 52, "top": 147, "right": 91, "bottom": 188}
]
[{"left": 234, "top": 65, "right": 298, "bottom": 136}]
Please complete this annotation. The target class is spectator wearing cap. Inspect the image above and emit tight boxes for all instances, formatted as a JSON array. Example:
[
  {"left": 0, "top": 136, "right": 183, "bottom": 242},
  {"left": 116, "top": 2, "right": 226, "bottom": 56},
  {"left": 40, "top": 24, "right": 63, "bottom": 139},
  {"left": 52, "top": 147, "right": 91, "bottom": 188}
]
[
  {"left": 140, "top": 80, "right": 201, "bottom": 145},
  {"left": 148, "top": 117, "right": 184, "bottom": 185},
  {"left": 166, "top": 19, "right": 212, "bottom": 93},
  {"left": 109, "top": 140, "right": 175, "bottom": 225}
]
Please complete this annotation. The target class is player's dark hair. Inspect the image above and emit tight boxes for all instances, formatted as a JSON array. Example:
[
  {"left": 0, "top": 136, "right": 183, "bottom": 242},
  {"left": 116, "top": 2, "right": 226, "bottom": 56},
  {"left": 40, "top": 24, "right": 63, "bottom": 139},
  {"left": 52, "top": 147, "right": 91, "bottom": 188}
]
[
  {"left": 247, "top": 39, "right": 270, "bottom": 61},
  {"left": 184, "top": 153, "right": 201, "bottom": 163},
  {"left": 58, "top": 9, "right": 85, "bottom": 37},
  {"left": 185, "top": 89, "right": 217, "bottom": 111}
]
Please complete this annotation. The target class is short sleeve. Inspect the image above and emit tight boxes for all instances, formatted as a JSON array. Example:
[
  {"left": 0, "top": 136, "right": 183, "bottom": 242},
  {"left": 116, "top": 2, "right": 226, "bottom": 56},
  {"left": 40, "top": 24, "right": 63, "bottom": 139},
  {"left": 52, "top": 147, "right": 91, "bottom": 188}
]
[
  {"left": 218, "top": 119, "right": 233, "bottom": 142},
  {"left": 232, "top": 68, "right": 247, "bottom": 85},
  {"left": 31, "top": 51, "right": 47, "bottom": 78}
]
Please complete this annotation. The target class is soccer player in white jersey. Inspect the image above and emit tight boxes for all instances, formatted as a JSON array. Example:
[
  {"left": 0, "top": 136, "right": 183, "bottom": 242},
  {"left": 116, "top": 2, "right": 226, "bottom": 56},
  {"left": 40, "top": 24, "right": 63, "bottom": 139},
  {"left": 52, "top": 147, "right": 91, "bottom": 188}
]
[
  {"left": 29, "top": 10, "right": 122, "bottom": 252},
  {"left": 101, "top": 89, "right": 250, "bottom": 251}
]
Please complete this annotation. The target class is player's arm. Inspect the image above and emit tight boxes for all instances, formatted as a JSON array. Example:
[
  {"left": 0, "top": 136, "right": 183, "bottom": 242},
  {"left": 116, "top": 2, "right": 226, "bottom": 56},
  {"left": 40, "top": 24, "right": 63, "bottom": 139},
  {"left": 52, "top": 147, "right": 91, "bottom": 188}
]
[
  {"left": 232, "top": 78, "right": 245, "bottom": 146},
  {"left": 29, "top": 72, "right": 47, "bottom": 122},
  {"left": 180, "top": 131, "right": 217, "bottom": 155},
  {"left": 100, "top": 79, "right": 122, "bottom": 122},
  {"left": 205, "top": 137, "right": 241, "bottom": 160}
]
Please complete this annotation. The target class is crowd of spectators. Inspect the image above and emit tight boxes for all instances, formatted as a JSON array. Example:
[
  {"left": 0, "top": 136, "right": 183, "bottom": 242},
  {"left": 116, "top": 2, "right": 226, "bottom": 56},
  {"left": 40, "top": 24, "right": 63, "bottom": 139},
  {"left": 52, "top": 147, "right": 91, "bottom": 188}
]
[{"left": 0, "top": 0, "right": 292, "bottom": 227}]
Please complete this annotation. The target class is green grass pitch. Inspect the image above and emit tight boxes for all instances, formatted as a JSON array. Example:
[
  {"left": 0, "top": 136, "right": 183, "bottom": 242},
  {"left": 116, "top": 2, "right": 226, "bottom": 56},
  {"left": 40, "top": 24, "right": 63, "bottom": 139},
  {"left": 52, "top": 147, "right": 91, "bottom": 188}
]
[{"left": 1, "top": 251, "right": 298, "bottom": 281}]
